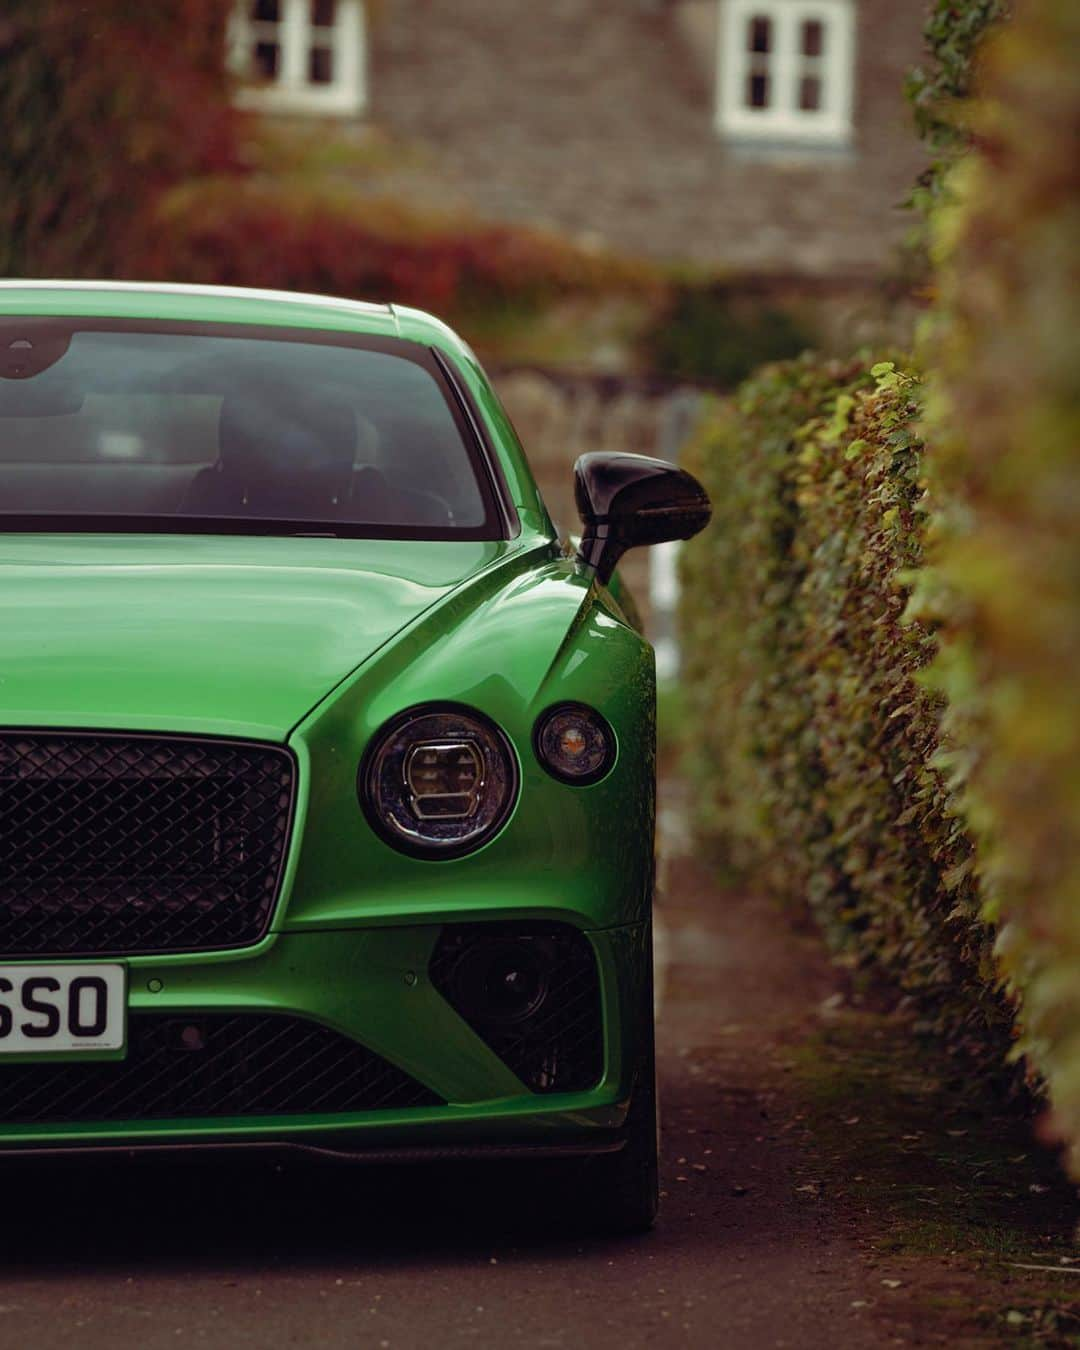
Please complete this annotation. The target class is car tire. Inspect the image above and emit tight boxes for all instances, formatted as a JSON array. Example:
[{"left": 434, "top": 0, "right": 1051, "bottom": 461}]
[{"left": 584, "top": 1037, "right": 659, "bottom": 1236}]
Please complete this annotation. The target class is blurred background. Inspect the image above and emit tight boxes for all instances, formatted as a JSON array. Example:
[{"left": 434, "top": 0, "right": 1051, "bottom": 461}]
[
  {"left": 0, "top": 0, "right": 932, "bottom": 672},
  {"left": 2, "top": 0, "right": 1079, "bottom": 1197}
]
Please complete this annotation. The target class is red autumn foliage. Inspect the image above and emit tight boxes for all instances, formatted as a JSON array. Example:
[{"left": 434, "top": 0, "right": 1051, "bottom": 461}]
[
  {"left": 1, "top": 2, "right": 649, "bottom": 317},
  {"left": 0, "top": 0, "right": 242, "bottom": 277},
  {"left": 143, "top": 178, "right": 653, "bottom": 314}
]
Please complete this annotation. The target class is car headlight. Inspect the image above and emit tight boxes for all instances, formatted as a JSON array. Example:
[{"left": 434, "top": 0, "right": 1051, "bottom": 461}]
[
  {"left": 359, "top": 705, "right": 518, "bottom": 858},
  {"left": 534, "top": 703, "right": 616, "bottom": 784}
]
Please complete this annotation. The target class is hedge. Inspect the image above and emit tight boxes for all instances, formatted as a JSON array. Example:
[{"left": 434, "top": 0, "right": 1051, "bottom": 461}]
[
  {"left": 681, "top": 0, "right": 1080, "bottom": 1149},
  {"left": 905, "top": 0, "right": 1010, "bottom": 221},
  {"left": 918, "top": 0, "right": 1080, "bottom": 1164},
  {"left": 681, "top": 357, "right": 1015, "bottom": 1068}
]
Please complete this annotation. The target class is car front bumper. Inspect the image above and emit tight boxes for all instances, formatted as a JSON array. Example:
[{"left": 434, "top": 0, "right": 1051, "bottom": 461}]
[{"left": 0, "top": 920, "right": 649, "bottom": 1155}]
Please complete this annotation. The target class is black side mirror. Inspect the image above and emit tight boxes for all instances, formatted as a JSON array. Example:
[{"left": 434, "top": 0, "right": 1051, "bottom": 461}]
[{"left": 574, "top": 452, "right": 711, "bottom": 584}]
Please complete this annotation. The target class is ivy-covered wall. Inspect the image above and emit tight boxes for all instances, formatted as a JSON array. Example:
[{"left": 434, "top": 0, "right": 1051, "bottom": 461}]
[
  {"left": 0, "top": 0, "right": 239, "bottom": 277},
  {"left": 142, "top": 177, "right": 656, "bottom": 321},
  {"left": 0, "top": 2, "right": 653, "bottom": 330}
]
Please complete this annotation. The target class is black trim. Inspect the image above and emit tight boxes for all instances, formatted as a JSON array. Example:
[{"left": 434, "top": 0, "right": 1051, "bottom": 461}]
[
  {"left": 0, "top": 727, "right": 298, "bottom": 959},
  {"left": 532, "top": 703, "right": 617, "bottom": 787},
  {"left": 357, "top": 702, "right": 520, "bottom": 861},
  {"left": 574, "top": 451, "right": 712, "bottom": 583},
  {"left": 0, "top": 515, "right": 497, "bottom": 542},
  {"left": 0, "top": 1012, "right": 442, "bottom": 1123},
  {"left": 0, "top": 1137, "right": 626, "bottom": 1163},
  {"left": 0, "top": 316, "right": 511, "bottom": 543}
]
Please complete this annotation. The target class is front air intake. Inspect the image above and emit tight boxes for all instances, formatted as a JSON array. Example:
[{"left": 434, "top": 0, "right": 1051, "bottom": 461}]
[
  {"left": 0, "top": 1014, "right": 442, "bottom": 1124},
  {"left": 429, "top": 922, "right": 604, "bottom": 1094}
]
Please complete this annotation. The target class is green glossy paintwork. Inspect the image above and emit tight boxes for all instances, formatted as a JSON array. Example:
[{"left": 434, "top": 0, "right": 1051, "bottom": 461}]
[
  {"left": 0, "top": 923, "right": 650, "bottom": 1149},
  {"left": 284, "top": 545, "right": 656, "bottom": 934},
  {"left": 0, "top": 284, "right": 655, "bottom": 1153},
  {"left": 0, "top": 533, "right": 510, "bottom": 739}
]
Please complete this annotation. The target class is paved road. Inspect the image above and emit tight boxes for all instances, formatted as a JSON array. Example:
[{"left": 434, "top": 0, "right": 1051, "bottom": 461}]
[{"left": 0, "top": 843, "right": 899, "bottom": 1350}]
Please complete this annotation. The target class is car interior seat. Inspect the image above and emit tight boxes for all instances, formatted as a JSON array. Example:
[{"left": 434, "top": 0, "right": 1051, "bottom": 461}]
[
  {"left": 183, "top": 393, "right": 362, "bottom": 520},
  {"left": 183, "top": 393, "right": 453, "bottom": 527}
]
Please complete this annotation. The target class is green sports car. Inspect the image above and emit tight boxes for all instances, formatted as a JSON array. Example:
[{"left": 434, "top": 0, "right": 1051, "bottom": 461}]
[{"left": 0, "top": 281, "right": 709, "bottom": 1233}]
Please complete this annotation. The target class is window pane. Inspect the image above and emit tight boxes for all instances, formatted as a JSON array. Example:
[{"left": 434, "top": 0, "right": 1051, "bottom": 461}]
[
  {"left": 311, "top": 0, "right": 336, "bottom": 26},
  {"left": 799, "top": 75, "right": 822, "bottom": 111},
  {"left": 802, "top": 20, "right": 825, "bottom": 57},
  {"left": 309, "top": 46, "right": 334, "bottom": 84},
  {"left": 252, "top": 0, "right": 280, "bottom": 21},
  {"left": 748, "top": 73, "right": 770, "bottom": 109},
  {"left": 748, "top": 16, "right": 772, "bottom": 54},
  {"left": 253, "top": 41, "right": 280, "bottom": 79}
]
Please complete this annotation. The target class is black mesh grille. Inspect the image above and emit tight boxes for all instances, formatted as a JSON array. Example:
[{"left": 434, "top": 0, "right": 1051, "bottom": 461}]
[
  {"left": 429, "top": 922, "right": 603, "bottom": 1094},
  {"left": 0, "top": 732, "right": 295, "bottom": 956},
  {"left": 0, "top": 1014, "right": 441, "bottom": 1124}
]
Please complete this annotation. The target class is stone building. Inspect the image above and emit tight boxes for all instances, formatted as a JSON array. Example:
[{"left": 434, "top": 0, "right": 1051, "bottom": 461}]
[{"left": 230, "top": 0, "right": 928, "bottom": 278}]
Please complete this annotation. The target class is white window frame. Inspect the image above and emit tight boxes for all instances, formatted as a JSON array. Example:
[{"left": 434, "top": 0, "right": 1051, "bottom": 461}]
[
  {"left": 715, "top": 0, "right": 854, "bottom": 146},
  {"left": 229, "top": 0, "right": 367, "bottom": 117}
]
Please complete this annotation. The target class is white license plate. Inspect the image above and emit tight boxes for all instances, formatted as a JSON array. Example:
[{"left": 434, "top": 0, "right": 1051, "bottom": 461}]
[{"left": 0, "top": 964, "right": 126, "bottom": 1053}]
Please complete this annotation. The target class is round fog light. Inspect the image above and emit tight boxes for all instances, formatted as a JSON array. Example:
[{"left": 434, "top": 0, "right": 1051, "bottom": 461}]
[{"left": 534, "top": 703, "right": 615, "bottom": 785}]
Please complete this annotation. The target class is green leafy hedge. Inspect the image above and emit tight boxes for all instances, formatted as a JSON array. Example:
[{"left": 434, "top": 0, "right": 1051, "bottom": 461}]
[
  {"left": 918, "top": 0, "right": 1080, "bottom": 1165},
  {"left": 682, "top": 0, "right": 1079, "bottom": 1147},
  {"left": 905, "top": 0, "right": 1010, "bottom": 219},
  {"left": 681, "top": 357, "right": 1015, "bottom": 1067}
]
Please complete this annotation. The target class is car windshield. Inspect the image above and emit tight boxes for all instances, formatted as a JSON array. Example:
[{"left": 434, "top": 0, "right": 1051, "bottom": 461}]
[{"left": 0, "top": 320, "right": 501, "bottom": 538}]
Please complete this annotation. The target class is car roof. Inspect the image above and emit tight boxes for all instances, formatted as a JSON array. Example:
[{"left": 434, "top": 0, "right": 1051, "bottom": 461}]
[{"left": 0, "top": 281, "right": 473, "bottom": 361}]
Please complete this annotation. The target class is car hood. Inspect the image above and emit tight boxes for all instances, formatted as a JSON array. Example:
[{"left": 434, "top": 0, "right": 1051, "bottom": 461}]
[{"left": 0, "top": 534, "right": 517, "bottom": 740}]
